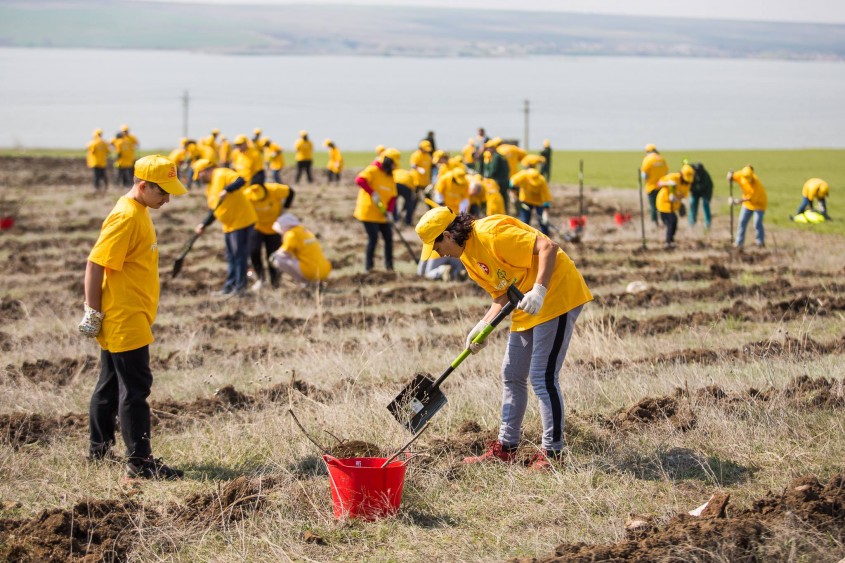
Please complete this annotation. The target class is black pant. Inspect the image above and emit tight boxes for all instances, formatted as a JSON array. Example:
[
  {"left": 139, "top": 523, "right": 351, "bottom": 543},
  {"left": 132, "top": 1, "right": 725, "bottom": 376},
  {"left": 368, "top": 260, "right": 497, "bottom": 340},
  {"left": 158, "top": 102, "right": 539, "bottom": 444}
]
[
  {"left": 249, "top": 229, "right": 282, "bottom": 286},
  {"left": 362, "top": 221, "right": 393, "bottom": 271},
  {"left": 660, "top": 211, "right": 678, "bottom": 243},
  {"left": 272, "top": 169, "right": 283, "bottom": 183},
  {"left": 326, "top": 170, "right": 340, "bottom": 183},
  {"left": 116, "top": 166, "right": 133, "bottom": 187},
  {"left": 89, "top": 346, "right": 153, "bottom": 461},
  {"left": 295, "top": 160, "right": 313, "bottom": 183},
  {"left": 93, "top": 167, "right": 108, "bottom": 190},
  {"left": 393, "top": 183, "right": 417, "bottom": 226},
  {"left": 249, "top": 170, "right": 266, "bottom": 185}
]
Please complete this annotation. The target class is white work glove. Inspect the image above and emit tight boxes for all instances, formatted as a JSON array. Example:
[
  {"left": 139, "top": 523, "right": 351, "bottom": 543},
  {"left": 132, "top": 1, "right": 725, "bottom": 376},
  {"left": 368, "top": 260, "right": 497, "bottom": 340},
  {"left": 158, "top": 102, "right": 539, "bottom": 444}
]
[
  {"left": 726, "top": 171, "right": 733, "bottom": 182},
  {"left": 669, "top": 194, "right": 677, "bottom": 203},
  {"left": 78, "top": 303, "right": 104, "bottom": 337},
  {"left": 370, "top": 192, "right": 381, "bottom": 207},
  {"left": 465, "top": 320, "right": 491, "bottom": 354},
  {"left": 459, "top": 198, "right": 469, "bottom": 213},
  {"left": 433, "top": 191, "right": 444, "bottom": 205},
  {"left": 518, "top": 283, "right": 547, "bottom": 315},
  {"left": 541, "top": 208, "right": 550, "bottom": 225},
  {"left": 640, "top": 171, "right": 647, "bottom": 181}
]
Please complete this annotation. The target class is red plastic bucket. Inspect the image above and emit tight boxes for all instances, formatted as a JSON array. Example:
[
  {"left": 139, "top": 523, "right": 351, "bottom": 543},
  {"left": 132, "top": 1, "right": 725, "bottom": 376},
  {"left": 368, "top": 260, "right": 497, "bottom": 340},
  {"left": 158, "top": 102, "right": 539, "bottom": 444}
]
[
  {"left": 0, "top": 216, "right": 14, "bottom": 230},
  {"left": 569, "top": 216, "right": 586, "bottom": 230},
  {"left": 323, "top": 454, "right": 410, "bottom": 520}
]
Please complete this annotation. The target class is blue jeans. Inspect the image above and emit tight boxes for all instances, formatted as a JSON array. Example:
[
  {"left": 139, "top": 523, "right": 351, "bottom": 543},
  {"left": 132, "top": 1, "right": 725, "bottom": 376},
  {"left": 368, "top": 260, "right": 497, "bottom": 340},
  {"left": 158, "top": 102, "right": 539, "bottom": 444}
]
[
  {"left": 518, "top": 203, "right": 550, "bottom": 236},
  {"left": 223, "top": 225, "right": 254, "bottom": 293},
  {"left": 660, "top": 211, "right": 677, "bottom": 243},
  {"left": 688, "top": 194, "right": 711, "bottom": 228},
  {"left": 735, "top": 207, "right": 765, "bottom": 246}
]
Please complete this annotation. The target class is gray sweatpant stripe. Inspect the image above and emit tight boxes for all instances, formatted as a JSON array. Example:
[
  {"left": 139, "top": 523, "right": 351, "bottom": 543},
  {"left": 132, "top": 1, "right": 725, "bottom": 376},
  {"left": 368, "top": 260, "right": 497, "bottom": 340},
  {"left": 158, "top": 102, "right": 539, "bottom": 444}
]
[{"left": 498, "top": 305, "right": 582, "bottom": 451}]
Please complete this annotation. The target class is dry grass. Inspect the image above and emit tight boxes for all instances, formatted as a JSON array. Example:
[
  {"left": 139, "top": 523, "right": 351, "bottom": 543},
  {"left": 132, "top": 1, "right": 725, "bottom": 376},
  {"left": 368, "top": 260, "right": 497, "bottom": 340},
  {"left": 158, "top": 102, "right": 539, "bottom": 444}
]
[{"left": 1, "top": 158, "right": 844, "bottom": 561}]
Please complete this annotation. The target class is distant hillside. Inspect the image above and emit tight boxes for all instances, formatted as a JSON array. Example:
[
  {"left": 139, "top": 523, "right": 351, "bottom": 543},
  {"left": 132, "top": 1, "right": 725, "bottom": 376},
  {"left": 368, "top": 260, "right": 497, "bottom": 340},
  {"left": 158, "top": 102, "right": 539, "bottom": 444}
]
[{"left": 2, "top": 1, "right": 844, "bottom": 60}]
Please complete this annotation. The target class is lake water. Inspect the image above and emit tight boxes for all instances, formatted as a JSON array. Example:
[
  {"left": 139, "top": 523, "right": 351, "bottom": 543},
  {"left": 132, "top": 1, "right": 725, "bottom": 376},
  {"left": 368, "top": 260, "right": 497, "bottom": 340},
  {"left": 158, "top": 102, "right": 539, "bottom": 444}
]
[{"left": 1, "top": 47, "right": 843, "bottom": 151}]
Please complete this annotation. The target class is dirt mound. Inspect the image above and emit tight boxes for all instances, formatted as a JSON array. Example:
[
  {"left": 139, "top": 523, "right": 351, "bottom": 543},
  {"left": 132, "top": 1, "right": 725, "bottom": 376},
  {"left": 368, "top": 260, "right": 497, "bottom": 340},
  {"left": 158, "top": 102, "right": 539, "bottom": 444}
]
[
  {"left": 0, "top": 498, "right": 153, "bottom": 562},
  {"left": 0, "top": 412, "right": 88, "bottom": 447},
  {"left": 523, "top": 473, "right": 845, "bottom": 562},
  {"left": 328, "top": 440, "right": 386, "bottom": 458},
  {"left": 4, "top": 356, "right": 97, "bottom": 386},
  {"left": 611, "top": 396, "right": 696, "bottom": 432},
  {"left": 0, "top": 298, "right": 26, "bottom": 320},
  {"left": 175, "top": 474, "right": 283, "bottom": 528}
]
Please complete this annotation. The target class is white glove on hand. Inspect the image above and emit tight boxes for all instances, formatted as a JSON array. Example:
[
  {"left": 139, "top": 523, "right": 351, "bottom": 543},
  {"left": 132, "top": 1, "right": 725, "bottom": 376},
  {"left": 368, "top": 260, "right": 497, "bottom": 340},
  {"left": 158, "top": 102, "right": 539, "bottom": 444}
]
[
  {"left": 518, "top": 283, "right": 547, "bottom": 315},
  {"left": 465, "top": 320, "right": 491, "bottom": 354},
  {"left": 541, "top": 208, "right": 550, "bottom": 225},
  {"left": 78, "top": 303, "right": 104, "bottom": 337},
  {"left": 370, "top": 192, "right": 381, "bottom": 207},
  {"left": 726, "top": 172, "right": 733, "bottom": 182}
]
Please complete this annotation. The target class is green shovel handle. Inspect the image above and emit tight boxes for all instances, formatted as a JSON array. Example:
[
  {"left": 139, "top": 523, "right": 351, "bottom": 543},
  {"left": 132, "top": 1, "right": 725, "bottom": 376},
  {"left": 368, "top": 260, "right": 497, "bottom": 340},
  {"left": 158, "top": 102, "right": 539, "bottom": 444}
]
[{"left": 449, "top": 284, "right": 523, "bottom": 368}]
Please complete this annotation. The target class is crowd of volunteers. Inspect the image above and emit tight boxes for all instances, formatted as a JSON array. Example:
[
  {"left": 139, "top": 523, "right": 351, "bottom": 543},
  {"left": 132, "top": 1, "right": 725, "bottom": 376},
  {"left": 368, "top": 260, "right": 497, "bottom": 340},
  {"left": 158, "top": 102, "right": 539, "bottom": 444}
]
[{"left": 79, "top": 124, "right": 832, "bottom": 478}]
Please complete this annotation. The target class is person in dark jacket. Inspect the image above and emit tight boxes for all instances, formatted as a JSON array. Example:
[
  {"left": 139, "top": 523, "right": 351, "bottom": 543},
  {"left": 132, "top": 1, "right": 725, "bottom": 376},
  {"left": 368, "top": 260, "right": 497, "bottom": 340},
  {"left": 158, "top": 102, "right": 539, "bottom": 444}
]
[
  {"left": 687, "top": 161, "right": 713, "bottom": 230},
  {"left": 482, "top": 138, "right": 512, "bottom": 215},
  {"left": 539, "top": 139, "right": 552, "bottom": 181}
]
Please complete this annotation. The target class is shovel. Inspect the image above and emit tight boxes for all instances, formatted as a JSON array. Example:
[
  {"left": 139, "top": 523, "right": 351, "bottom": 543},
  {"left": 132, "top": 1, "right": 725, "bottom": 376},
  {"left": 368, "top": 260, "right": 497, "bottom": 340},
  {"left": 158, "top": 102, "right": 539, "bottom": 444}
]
[
  {"left": 171, "top": 198, "right": 225, "bottom": 279},
  {"left": 377, "top": 200, "right": 419, "bottom": 265},
  {"left": 387, "top": 283, "right": 523, "bottom": 433}
]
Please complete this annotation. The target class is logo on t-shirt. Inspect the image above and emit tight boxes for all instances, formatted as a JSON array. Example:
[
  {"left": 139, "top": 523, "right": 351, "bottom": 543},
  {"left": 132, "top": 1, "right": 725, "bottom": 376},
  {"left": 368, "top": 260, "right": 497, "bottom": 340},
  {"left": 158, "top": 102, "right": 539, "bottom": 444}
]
[
  {"left": 150, "top": 243, "right": 158, "bottom": 253},
  {"left": 496, "top": 269, "right": 506, "bottom": 280},
  {"left": 477, "top": 262, "right": 489, "bottom": 275}
]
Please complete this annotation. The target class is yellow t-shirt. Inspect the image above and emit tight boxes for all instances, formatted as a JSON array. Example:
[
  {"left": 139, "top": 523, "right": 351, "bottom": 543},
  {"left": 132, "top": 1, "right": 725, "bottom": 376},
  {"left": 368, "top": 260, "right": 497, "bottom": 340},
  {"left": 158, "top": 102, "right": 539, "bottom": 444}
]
[
  {"left": 498, "top": 144, "right": 527, "bottom": 178},
  {"left": 655, "top": 172, "right": 691, "bottom": 213},
  {"left": 327, "top": 147, "right": 344, "bottom": 173},
  {"left": 232, "top": 146, "right": 263, "bottom": 181},
  {"left": 511, "top": 169, "right": 551, "bottom": 207},
  {"left": 731, "top": 171, "right": 768, "bottom": 211},
  {"left": 409, "top": 150, "right": 433, "bottom": 185},
  {"left": 206, "top": 168, "right": 258, "bottom": 233},
  {"left": 88, "top": 196, "right": 159, "bottom": 353},
  {"left": 802, "top": 178, "right": 829, "bottom": 201},
  {"left": 354, "top": 164, "right": 397, "bottom": 223},
  {"left": 110, "top": 137, "right": 136, "bottom": 168},
  {"left": 246, "top": 183, "right": 290, "bottom": 235},
  {"left": 392, "top": 168, "right": 419, "bottom": 189},
  {"left": 434, "top": 170, "right": 470, "bottom": 214},
  {"left": 461, "top": 215, "right": 592, "bottom": 332},
  {"left": 294, "top": 139, "right": 313, "bottom": 161},
  {"left": 265, "top": 143, "right": 285, "bottom": 170},
  {"left": 482, "top": 178, "right": 505, "bottom": 215},
  {"left": 282, "top": 225, "right": 332, "bottom": 281},
  {"left": 641, "top": 153, "right": 669, "bottom": 194},
  {"left": 87, "top": 138, "right": 109, "bottom": 168}
]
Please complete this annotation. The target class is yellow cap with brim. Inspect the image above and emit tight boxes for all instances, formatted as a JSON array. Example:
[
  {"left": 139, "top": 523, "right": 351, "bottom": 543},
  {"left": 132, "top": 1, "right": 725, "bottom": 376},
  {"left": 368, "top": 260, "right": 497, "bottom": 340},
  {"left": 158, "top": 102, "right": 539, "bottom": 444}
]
[
  {"left": 191, "top": 158, "right": 215, "bottom": 180},
  {"left": 645, "top": 143, "right": 657, "bottom": 152},
  {"left": 416, "top": 206, "right": 456, "bottom": 262},
  {"left": 234, "top": 134, "right": 248, "bottom": 144},
  {"left": 134, "top": 155, "right": 186, "bottom": 195},
  {"left": 485, "top": 137, "right": 502, "bottom": 148}
]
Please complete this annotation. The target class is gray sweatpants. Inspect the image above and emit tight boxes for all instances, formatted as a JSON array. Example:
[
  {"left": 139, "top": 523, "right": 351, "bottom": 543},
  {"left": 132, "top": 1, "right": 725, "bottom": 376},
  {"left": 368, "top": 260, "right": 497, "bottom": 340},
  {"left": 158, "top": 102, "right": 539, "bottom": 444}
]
[{"left": 499, "top": 305, "right": 582, "bottom": 452}]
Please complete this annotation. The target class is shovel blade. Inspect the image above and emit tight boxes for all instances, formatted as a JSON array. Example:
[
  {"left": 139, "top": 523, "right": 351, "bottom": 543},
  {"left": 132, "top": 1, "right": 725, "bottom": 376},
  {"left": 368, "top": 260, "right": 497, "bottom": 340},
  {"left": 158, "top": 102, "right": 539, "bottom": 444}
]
[
  {"left": 387, "top": 373, "right": 448, "bottom": 433},
  {"left": 171, "top": 257, "right": 185, "bottom": 279}
]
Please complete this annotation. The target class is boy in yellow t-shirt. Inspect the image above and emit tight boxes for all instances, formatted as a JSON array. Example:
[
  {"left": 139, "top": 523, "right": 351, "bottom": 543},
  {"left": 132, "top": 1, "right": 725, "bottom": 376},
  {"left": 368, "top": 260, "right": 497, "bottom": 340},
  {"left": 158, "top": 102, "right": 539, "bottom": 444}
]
[
  {"left": 415, "top": 208, "right": 592, "bottom": 470},
  {"left": 354, "top": 149, "right": 399, "bottom": 271},
  {"left": 79, "top": 154, "right": 186, "bottom": 480}
]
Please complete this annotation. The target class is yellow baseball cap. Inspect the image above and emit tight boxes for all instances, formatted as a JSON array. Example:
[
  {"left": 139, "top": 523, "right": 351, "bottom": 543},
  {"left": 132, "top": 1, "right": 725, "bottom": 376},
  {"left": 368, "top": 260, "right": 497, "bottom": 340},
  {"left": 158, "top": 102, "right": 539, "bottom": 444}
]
[
  {"left": 382, "top": 148, "right": 401, "bottom": 164},
  {"left": 416, "top": 206, "right": 456, "bottom": 261},
  {"left": 485, "top": 137, "right": 502, "bottom": 148},
  {"left": 253, "top": 127, "right": 262, "bottom": 135},
  {"left": 323, "top": 138, "right": 333, "bottom": 147},
  {"left": 211, "top": 128, "right": 220, "bottom": 135},
  {"left": 645, "top": 143, "right": 657, "bottom": 152},
  {"left": 134, "top": 155, "right": 186, "bottom": 195},
  {"left": 521, "top": 154, "right": 546, "bottom": 167},
  {"left": 299, "top": 130, "right": 308, "bottom": 137},
  {"left": 419, "top": 140, "right": 432, "bottom": 151},
  {"left": 120, "top": 124, "right": 129, "bottom": 132},
  {"left": 234, "top": 134, "right": 248, "bottom": 144},
  {"left": 192, "top": 158, "right": 215, "bottom": 180},
  {"left": 375, "top": 144, "right": 385, "bottom": 155},
  {"left": 93, "top": 128, "right": 103, "bottom": 137},
  {"left": 543, "top": 139, "right": 550, "bottom": 148}
]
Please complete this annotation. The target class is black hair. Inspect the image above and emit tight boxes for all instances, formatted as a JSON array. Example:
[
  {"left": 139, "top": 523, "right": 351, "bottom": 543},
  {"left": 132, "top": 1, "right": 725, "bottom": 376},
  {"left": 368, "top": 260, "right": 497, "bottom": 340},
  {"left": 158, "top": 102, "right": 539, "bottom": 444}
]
[{"left": 438, "top": 212, "right": 475, "bottom": 248}]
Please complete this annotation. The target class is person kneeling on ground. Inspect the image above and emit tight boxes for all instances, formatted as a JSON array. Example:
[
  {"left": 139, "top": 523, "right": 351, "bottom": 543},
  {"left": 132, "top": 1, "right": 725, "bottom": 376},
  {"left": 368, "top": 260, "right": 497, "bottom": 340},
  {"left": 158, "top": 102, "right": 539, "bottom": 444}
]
[
  {"left": 792, "top": 178, "right": 830, "bottom": 222},
  {"left": 269, "top": 213, "right": 332, "bottom": 287},
  {"left": 415, "top": 207, "right": 592, "bottom": 470},
  {"left": 417, "top": 255, "right": 467, "bottom": 282}
]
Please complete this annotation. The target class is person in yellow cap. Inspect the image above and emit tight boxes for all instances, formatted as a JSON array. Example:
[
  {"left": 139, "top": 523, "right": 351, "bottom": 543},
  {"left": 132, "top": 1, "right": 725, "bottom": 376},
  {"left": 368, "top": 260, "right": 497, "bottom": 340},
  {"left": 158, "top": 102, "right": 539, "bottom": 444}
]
[
  {"left": 218, "top": 135, "right": 232, "bottom": 167},
  {"left": 655, "top": 164, "right": 695, "bottom": 248},
  {"left": 324, "top": 139, "right": 344, "bottom": 184},
  {"left": 641, "top": 144, "right": 669, "bottom": 226},
  {"left": 79, "top": 154, "right": 186, "bottom": 480},
  {"left": 87, "top": 129, "right": 110, "bottom": 191},
  {"left": 482, "top": 137, "right": 512, "bottom": 215},
  {"left": 410, "top": 140, "right": 434, "bottom": 189},
  {"left": 120, "top": 124, "right": 140, "bottom": 156},
  {"left": 294, "top": 130, "right": 314, "bottom": 184},
  {"left": 110, "top": 132, "right": 134, "bottom": 188},
  {"left": 245, "top": 181, "right": 295, "bottom": 290},
  {"left": 792, "top": 178, "right": 830, "bottom": 221},
  {"left": 201, "top": 128, "right": 220, "bottom": 150},
  {"left": 433, "top": 166, "right": 470, "bottom": 215},
  {"left": 392, "top": 165, "right": 421, "bottom": 226},
  {"left": 728, "top": 165, "right": 768, "bottom": 247},
  {"left": 415, "top": 207, "right": 591, "bottom": 470},
  {"left": 510, "top": 156, "right": 552, "bottom": 235},
  {"left": 269, "top": 213, "right": 332, "bottom": 287},
  {"left": 539, "top": 139, "right": 552, "bottom": 181},
  {"left": 354, "top": 148, "right": 399, "bottom": 271},
  {"left": 498, "top": 141, "right": 527, "bottom": 180},
  {"left": 192, "top": 159, "right": 258, "bottom": 295},
  {"left": 251, "top": 127, "right": 264, "bottom": 148},
  {"left": 263, "top": 140, "right": 285, "bottom": 184},
  {"left": 468, "top": 174, "right": 505, "bottom": 217},
  {"left": 375, "top": 144, "right": 386, "bottom": 156},
  {"left": 232, "top": 134, "right": 265, "bottom": 185},
  {"left": 462, "top": 137, "right": 476, "bottom": 171}
]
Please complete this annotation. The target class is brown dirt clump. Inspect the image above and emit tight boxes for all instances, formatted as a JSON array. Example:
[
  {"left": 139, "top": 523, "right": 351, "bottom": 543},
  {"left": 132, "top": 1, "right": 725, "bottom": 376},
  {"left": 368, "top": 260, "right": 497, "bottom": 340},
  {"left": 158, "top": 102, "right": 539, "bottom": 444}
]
[
  {"left": 0, "top": 498, "right": 154, "bottom": 562},
  {"left": 4, "top": 355, "right": 97, "bottom": 386},
  {"left": 0, "top": 298, "right": 26, "bottom": 320},
  {"left": 521, "top": 473, "right": 845, "bottom": 562},
  {"left": 0, "top": 412, "right": 88, "bottom": 447},
  {"left": 328, "top": 440, "right": 386, "bottom": 459},
  {"left": 611, "top": 396, "right": 697, "bottom": 432},
  {"left": 175, "top": 474, "right": 283, "bottom": 528}
]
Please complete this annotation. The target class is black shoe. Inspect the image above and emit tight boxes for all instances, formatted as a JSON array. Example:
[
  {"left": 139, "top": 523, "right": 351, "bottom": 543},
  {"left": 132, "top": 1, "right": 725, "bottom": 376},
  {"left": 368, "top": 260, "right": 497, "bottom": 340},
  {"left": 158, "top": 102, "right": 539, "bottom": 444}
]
[{"left": 126, "top": 456, "right": 184, "bottom": 480}]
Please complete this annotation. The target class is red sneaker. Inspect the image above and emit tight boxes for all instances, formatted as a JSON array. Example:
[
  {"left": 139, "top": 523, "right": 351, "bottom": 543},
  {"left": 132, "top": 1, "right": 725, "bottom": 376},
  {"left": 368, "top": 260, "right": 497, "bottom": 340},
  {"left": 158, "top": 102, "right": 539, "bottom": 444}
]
[
  {"left": 528, "top": 449, "right": 562, "bottom": 471},
  {"left": 463, "top": 440, "right": 517, "bottom": 464}
]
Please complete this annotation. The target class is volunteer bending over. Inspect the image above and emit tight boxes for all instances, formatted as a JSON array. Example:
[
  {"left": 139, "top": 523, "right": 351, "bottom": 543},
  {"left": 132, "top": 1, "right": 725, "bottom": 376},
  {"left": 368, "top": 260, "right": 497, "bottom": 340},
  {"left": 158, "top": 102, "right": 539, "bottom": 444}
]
[{"left": 415, "top": 208, "right": 592, "bottom": 470}]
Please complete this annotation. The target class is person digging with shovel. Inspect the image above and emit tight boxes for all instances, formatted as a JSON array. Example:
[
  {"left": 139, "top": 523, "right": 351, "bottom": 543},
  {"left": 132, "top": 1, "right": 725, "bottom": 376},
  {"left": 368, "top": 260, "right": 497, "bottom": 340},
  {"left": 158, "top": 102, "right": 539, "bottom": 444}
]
[{"left": 415, "top": 207, "right": 592, "bottom": 470}]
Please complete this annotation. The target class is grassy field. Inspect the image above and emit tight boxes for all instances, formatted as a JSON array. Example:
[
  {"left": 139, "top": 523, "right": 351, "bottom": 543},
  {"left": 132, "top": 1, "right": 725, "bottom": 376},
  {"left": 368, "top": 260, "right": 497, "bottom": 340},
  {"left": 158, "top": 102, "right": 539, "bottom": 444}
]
[
  {"left": 4, "top": 147, "right": 843, "bottom": 235},
  {"left": 0, "top": 155, "right": 844, "bottom": 561}
]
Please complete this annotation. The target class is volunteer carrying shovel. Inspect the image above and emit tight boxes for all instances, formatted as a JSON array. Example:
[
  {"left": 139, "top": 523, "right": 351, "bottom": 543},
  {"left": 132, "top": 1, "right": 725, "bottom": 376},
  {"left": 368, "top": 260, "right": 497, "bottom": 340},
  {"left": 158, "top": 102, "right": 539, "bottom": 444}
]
[{"left": 414, "top": 208, "right": 592, "bottom": 470}]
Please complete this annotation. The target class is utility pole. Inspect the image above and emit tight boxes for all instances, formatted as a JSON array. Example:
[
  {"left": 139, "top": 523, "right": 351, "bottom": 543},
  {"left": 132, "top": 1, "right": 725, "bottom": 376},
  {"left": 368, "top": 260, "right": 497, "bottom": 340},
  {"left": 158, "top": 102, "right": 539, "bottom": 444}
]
[
  {"left": 182, "top": 90, "right": 190, "bottom": 138},
  {"left": 523, "top": 99, "right": 530, "bottom": 149}
]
